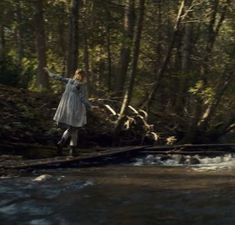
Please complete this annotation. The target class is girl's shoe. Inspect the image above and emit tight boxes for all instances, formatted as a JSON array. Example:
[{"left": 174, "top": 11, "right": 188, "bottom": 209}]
[
  {"left": 69, "top": 146, "right": 76, "bottom": 157},
  {"left": 56, "top": 138, "right": 66, "bottom": 155}
]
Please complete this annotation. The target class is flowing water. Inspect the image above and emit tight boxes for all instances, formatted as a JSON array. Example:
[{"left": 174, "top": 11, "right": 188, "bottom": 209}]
[{"left": 0, "top": 154, "right": 235, "bottom": 225}]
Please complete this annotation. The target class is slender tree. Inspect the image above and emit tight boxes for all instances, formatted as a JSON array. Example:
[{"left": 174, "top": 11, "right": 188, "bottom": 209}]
[
  {"left": 105, "top": 24, "right": 112, "bottom": 90},
  {"left": 198, "top": 0, "right": 231, "bottom": 128},
  {"left": 118, "top": 0, "right": 145, "bottom": 118},
  {"left": 181, "top": 0, "right": 233, "bottom": 143},
  {"left": 33, "top": 0, "right": 49, "bottom": 90},
  {"left": 0, "top": 24, "right": 5, "bottom": 62},
  {"left": 66, "top": 0, "right": 80, "bottom": 77},
  {"left": 15, "top": 1, "right": 24, "bottom": 66},
  {"left": 174, "top": 0, "right": 193, "bottom": 114},
  {"left": 145, "top": 0, "right": 186, "bottom": 110},
  {"left": 115, "top": 0, "right": 135, "bottom": 94},
  {"left": 0, "top": 0, "right": 6, "bottom": 62}
]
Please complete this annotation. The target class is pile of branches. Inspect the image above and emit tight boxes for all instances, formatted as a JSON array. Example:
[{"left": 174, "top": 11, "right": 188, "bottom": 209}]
[{"left": 98, "top": 101, "right": 160, "bottom": 146}]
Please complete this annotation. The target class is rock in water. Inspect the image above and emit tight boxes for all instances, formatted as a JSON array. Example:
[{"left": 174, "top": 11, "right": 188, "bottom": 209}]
[{"left": 33, "top": 174, "right": 52, "bottom": 182}]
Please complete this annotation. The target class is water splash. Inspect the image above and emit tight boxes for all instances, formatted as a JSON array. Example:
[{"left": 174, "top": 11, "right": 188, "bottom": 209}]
[{"left": 133, "top": 153, "right": 235, "bottom": 170}]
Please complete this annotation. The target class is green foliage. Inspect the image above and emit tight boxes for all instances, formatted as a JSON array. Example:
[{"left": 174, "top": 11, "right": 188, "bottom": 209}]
[
  {"left": 0, "top": 57, "right": 36, "bottom": 88},
  {"left": 189, "top": 80, "right": 215, "bottom": 104},
  {"left": 0, "top": 0, "right": 234, "bottom": 142},
  {"left": 19, "top": 58, "right": 37, "bottom": 88},
  {"left": 0, "top": 58, "right": 21, "bottom": 87}
]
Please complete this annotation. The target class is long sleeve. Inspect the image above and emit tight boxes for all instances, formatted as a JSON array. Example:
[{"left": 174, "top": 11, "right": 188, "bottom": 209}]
[
  {"left": 80, "top": 85, "right": 92, "bottom": 110},
  {"left": 48, "top": 71, "right": 69, "bottom": 83}
]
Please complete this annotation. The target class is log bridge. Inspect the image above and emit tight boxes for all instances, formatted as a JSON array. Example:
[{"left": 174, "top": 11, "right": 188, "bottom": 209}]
[{"left": 0, "top": 143, "right": 235, "bottom": 171}]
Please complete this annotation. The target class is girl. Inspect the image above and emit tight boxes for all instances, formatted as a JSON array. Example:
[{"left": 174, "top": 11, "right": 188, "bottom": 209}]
[{"left": 45, "top": 68, "right": 92, "bottom": 156}]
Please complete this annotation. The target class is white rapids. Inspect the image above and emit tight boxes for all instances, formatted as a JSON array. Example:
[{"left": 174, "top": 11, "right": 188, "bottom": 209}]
[{"left": 133, "top": 153, "right": 235, "bottom": 171}]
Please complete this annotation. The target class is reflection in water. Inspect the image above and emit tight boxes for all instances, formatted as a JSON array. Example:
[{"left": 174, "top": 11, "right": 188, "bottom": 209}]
[{"left": 0, "top": 164, "right": 235, "bottom": 225}]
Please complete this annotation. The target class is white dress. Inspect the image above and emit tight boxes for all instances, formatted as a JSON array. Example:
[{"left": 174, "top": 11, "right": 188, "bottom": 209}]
[{"left": 49, "top": 73, "right": 91, "bottom": 128}]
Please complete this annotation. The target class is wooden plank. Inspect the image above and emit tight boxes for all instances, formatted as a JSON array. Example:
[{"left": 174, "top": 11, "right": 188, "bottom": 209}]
[{"left": 0, "top": 146, "right": 146, "bottom": 170}]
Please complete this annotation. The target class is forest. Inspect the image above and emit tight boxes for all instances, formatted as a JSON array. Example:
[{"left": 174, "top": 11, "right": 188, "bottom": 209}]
[
  {"left": 0, "top": 0, "right": 234, "bottom": 146},
  {"left": 1, "top": 2, "right": 235, "bottom": 224}
]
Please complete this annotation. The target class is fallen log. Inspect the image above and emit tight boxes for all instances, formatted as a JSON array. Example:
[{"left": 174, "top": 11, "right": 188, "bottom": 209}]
[
  {"left": 141, "top": 150, "right": 230, "bottom": 155},
  {"left": 1, "top": 143, "right": 234, "bottom": 171},
  {"left": 144, "top": 143, "right": 235, "bottom": 152},
  {"left": 0, "top": 146, "right": 146, "bottom": 170}
]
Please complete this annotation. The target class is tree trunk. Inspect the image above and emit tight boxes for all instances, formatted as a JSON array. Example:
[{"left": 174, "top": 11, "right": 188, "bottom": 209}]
[
  {"left": 181, "top": 0, "right": 231, "bottom": 143},
  {"left": 199, "top": 70, "right": 234, "bottom": 130},
  {"left": 15, "top": 1, "right": 24, "bottom": 66},
  {"left": 200, "top": 0, "right": 219, "bottom": 84},
  {"left": 115, "top": 0, "right": 135, "bottom": 95},
  {"left": 0, "top": 24, "right": 5, "bottom": 62},
  {"left": 198, "top": 0, "right": 230, "bottom": 83},
  {"left": 66, "top": 0, "right": 80, "bottom": 77},
  {"left": 83, "top": 30, "right": 94, "bottom": 96},
  {"left": 118, "top": 0, "right": 145, "bottom": 118},
  {"left": 114, "top": 0, "right": 145, "bottom": 140},
  {"left": 83, "top": 32, "right": 90, "bottom": 75},
  {"left": 174, "top": 0, "right": 193, "bottom": 113},
  {"left": 106, "top": 25, "right": 112, "bottom": 90},
  {"left": 154, "top": 0, "right": 163, "bottom": 73},
  {"left": 145, "top": 0, "right": 186, "bottom": 110},
  {"left": 186, "top": 0, "right": 231, "bottom": 141},
  {"left": 33, "top": 0, "right": 49, "bottom": 91},
  {"left": 57, "top": 14, "right": 66, "bottom": 74}
]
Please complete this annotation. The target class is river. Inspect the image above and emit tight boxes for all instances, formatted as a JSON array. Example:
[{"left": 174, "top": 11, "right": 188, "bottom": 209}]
[{"left": 0, "top": 154, "right": 235, "bottom": 225}]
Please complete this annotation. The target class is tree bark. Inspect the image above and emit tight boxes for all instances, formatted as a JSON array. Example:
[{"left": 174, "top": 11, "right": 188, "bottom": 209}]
[
  {"left": 33, "top": 0, "right": 49, "bottom": 91},
  {"left": 115, "top": 0, "right": 135, "bottom": 95},
  {"left": 106, "top": 24, "right": 112, "bottom": 90},
  {"left": 15, "top": 1, "right": 24, "bottom": 66},
  {"left": 199, "top": 71, "right": 234, "bottom": 130},
  {"left": 66, "top": 0, "right": 80, "bottom": 77},
  {"left": 174, "top": 0, "right": 193, "bottom": 113},
  {"left": 0, "top": 24, "right": 5, "bottom": 62},
  {"left": 198, "top": 0, "right": 230, "bottom": 83},
  {"left": 114, "top": 0, "right": 145, "bottom": 140},
  {"left": 57, "top": 13, "right": 66, "bottom": 74},
  {"left": 195, "top": 0, "right": 230, "bottom": 129},
  {"left": 145, "top": 0, "right": 186, "bottom": 110},
  {"left": 83, "top": 32, "right": 90, "bottom": 75},
  {"left": 118, "top": 0, "right": 145, "bottom": 118},
  {"left": 200, "top": 0, "right": 219, "bottom": 83},
  {"left": 154, "top": 0, "right": 163, "bottom": 73},
  {"left": 181, "top": 0, "right": 231, "bottom": 143}
]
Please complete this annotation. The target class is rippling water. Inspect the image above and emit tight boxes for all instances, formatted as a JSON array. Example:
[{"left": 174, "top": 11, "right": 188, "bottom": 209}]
[
  {"left": 0, "top": 155, "right": 235, "bottom": 225},
  {"left": 133, "top": 153, "right": 235, "bottom": 169}
]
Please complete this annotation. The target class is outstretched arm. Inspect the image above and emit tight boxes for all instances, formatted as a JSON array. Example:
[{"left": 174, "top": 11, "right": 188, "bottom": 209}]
[{"left": 44, "top": 67, "right": 69, "bottom": 83}]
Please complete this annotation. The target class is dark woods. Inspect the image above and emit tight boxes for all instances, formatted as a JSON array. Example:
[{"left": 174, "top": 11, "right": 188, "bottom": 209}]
[{"left": 0, "top": 0, "right": 234, "bottom": 144}]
